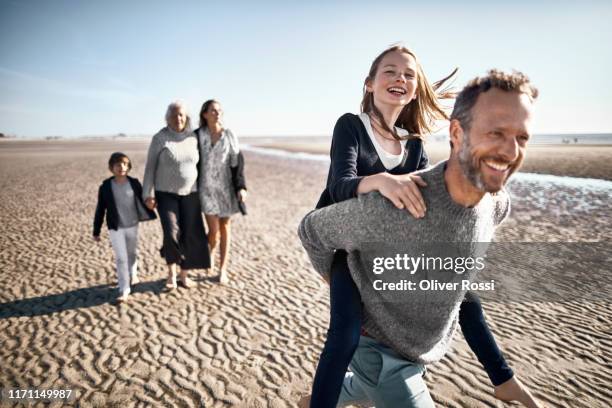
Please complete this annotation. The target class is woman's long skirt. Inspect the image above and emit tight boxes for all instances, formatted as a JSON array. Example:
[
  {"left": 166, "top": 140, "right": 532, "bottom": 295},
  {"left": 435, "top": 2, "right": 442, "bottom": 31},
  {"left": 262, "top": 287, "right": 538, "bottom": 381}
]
[{"left": 155, "top": 191, "right": 210, "bottom": 269}]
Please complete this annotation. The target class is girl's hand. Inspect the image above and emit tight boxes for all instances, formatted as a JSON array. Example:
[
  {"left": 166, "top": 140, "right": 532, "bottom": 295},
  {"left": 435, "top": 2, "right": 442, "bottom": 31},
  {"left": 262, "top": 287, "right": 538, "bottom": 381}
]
[
  {"left": 93, "top": 235, "right": 101, "bottom": 242},
  {"left": 375, "top": 173, "right": 427, "bottom": 218},
  {"left": 237, "top": 189, "right": 247, "bottom": 202},
  {"left": 145, "top": 197, "right": 157, "bottom": 210},
  {"left": 494, "top": 376, "right": 545, "bottom": 408}
]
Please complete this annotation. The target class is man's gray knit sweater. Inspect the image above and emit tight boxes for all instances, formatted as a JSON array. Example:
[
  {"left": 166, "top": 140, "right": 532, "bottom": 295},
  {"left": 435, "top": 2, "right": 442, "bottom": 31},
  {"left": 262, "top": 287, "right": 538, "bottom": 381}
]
[
  {"left": 142, "top": 127, "right": 199, "bottom": 199},
  {"left": 298, "top": 161, "right": 510, "bottom": 364}
]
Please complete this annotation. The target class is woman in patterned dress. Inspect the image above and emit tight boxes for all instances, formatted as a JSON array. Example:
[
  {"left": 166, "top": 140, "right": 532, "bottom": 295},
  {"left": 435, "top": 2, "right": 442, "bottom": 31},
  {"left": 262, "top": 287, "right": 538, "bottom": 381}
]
[{"left": 196, "top": 100, "right": 247, "bottom": 284}]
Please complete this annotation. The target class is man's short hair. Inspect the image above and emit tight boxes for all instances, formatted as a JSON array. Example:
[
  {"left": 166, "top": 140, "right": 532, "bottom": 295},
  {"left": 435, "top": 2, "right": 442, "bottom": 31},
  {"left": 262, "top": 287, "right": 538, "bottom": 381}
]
[{"left": 450, "top": 69, "right": 539, "bottom": 132}]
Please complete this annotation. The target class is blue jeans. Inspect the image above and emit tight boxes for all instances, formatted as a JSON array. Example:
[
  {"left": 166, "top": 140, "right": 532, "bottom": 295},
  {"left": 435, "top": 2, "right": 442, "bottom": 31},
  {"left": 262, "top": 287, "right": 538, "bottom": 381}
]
[{"left": 338, "top": 336, "right": 435, "bottom": 408}]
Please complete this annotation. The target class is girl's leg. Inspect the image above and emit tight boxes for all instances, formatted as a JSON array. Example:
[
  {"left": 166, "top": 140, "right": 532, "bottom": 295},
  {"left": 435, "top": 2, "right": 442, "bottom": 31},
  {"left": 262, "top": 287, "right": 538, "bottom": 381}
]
[
  {"left": 108, "top": 228, "right": 130, "bottom": 298},
  {"left": 309, "top": 251, "right": 362, "bottom": 408},
  {"left": 218, "top": 217, "right": 231, "bottom": 283},
  {"left": 125, "top": 225, "right": 139, "bottom": 285}
]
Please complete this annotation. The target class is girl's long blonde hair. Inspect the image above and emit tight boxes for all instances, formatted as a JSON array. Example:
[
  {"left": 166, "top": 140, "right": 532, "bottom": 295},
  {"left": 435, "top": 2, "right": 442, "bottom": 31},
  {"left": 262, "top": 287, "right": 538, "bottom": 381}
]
[{"left": 361, "top": 45, "right": 457, "bottom": 140}]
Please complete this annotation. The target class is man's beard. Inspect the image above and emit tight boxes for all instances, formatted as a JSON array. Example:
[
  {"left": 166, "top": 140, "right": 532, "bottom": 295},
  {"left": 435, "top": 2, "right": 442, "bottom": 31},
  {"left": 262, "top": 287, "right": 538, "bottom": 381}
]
[
  {"left": 457, "top": 131, "right": 517, "bottom": 193},
  {"left": 458, "top": 132, "right": 487, "bottom": 191}
]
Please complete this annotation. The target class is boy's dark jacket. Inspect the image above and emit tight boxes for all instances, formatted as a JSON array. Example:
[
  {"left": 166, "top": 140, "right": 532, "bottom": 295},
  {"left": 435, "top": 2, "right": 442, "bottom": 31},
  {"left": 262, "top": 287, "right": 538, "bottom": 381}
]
[{"left": 93, "top": 176, "right": 157, "bottom": 236}]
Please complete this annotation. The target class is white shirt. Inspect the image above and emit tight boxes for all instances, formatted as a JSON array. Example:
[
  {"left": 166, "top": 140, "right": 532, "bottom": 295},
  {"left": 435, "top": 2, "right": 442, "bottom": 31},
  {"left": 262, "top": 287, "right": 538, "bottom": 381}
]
[{"left": 359, "top": 113, "right": 409, "bottom": 170}]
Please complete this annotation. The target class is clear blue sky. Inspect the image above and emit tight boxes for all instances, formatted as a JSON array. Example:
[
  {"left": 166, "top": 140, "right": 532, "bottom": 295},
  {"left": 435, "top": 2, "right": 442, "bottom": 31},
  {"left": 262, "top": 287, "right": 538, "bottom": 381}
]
[{"left": 1, "top": 0, "right": 611, "bottom": 137}]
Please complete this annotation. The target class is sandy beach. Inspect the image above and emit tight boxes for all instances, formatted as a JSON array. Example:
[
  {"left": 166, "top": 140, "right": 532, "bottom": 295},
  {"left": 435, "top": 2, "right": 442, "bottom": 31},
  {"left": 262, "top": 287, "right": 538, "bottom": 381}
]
[{"left": 0, "top": 139, "right": 611, "bottom": 408}]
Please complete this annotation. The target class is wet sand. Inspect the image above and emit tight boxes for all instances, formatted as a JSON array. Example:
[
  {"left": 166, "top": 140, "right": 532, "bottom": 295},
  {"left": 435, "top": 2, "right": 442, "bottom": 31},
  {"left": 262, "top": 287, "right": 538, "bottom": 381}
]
[
  {"left": 250, "top": 138, "right": 612, "bottom": 181},
  {"left": 0, "top": 139, "right": 610, "bottom": 407}
]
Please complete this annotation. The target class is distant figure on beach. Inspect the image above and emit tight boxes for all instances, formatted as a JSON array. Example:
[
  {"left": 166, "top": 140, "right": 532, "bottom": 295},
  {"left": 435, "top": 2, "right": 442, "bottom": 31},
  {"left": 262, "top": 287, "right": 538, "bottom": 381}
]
[
  {"left": 299, "top": 46, "right": 542, "bottom": 408},
  {"left": 93, "top": 152, "right": 157, "bottom": 303},
  {"left": 196, "top": 100, "right": 247, "bottom": 284},
  {"left": 299, "top": 69, "right": 543, "bottom": 407},
  {"left": 142, "top": 101, "right": 210, "bottom": 290}
]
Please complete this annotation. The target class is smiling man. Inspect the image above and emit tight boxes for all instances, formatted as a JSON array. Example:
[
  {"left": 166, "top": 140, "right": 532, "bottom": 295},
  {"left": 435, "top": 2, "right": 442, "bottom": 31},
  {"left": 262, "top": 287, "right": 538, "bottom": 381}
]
[{"left": 298, "top": 70, "right": 540, "bottom": 407}]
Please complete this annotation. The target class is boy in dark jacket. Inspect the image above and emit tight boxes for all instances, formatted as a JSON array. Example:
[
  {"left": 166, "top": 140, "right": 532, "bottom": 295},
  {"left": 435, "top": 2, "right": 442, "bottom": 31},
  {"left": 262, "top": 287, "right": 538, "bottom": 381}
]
[{"left": 93, "top": 152, "right": 156, "bottom": 303}]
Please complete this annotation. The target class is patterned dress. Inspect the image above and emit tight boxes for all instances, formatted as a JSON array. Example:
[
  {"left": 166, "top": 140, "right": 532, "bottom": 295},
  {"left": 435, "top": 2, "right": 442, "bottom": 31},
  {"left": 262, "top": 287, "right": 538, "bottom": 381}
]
[{"left": 198, "top": 128, "right": 241, "bottom": 217}]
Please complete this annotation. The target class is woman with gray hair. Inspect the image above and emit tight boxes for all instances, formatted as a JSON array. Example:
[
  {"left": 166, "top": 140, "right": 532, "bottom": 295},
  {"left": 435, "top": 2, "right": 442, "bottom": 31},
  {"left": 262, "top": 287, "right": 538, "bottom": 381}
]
[{"left": 142, "top": 100, "right": 210, "bottom": 289}]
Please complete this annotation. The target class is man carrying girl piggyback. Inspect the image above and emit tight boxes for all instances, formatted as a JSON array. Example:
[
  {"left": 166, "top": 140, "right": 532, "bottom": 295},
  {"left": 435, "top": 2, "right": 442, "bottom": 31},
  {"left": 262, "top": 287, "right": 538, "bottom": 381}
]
[{"left": 93, "top": 152, "right": 157, "bottom": 303}]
